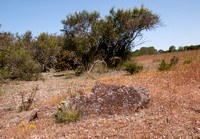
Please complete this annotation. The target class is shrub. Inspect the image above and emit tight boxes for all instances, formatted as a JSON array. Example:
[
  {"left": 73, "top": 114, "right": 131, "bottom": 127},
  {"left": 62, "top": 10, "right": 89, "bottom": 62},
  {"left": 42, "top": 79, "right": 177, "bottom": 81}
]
[
  {"left": 125, "top": 63, "right": 143, "bottom": 75},
  {"left": 0, "top": 47, "right": 41, "bottom": 81},
  {"left": 29, "top": 33, "right": 62, "bottom": 72},
  {"left": 74, "top": 69, "right": 83, "bottom": 76},
  {"left": 55, "top": 104, "right": 82, "bottom": 123},
  {"left": 183, "top": 59, "right": 192, "bottom": 64},
  {"left": 132, "top": 46, "right": 157, "bottom": 56},
  {"left": 170, "top": 56, "right": 179, "bottom": 66},
  {"left": 158, "top": 60, "right": 171, "bottom": 71},
  {"left": 108, "top": 57, "right": 122, "bottom": 68}
]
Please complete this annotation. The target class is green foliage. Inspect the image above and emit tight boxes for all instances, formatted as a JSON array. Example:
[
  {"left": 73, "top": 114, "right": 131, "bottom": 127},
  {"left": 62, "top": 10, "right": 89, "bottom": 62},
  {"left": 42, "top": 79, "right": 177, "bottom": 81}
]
[
  {"left": 108, "top": 57, "right": 122, "bottom": 68},
  {"left": 178, "top": 46, "right": 184, "bottom": 52},
  {"left": 0, "top": 47, "right": 41, "bottom": 81},
  {"left": 125, "top": 62, "right": 143, "bottom": 75},
  {"left": 14, "top": 31, "right": 64, "bottom": 72},
  {"left": 15, "top": 30, "right": 33, "bottom": 48},
  {"left": 1, "top": 6, "right": 161, "bottom": 75},
  {"left": 168, "top": 46, "right": 176, "bottom": 52},
  {"left": 56, "top": 50, "right": 78, "bottom": 71},
  {"left": 183, "top": 59, "right": 192, "bottom": 64},
  {"left": 158, "top": 49, "right": 166, "bottom": 54},
  {"left": 74, "top": 69, "right": 83, "bottom": 76},
  {"left": 159, "top": 44, "right": 200, "bottom": 54},
  {"left": 158, "top": 56, "right": 179, "bottom": 71},
  {"left": 30, "top": 33, "right": 63, "bottom": 72},
  {"left": 61, "top": 10, "right": 101, "bottom": 71},
  {"left": 170, "top": 56, "right": 179, "bottom": 66},
  {"left": 55, "top": 104, "right": 82, "bottom": 123},
  {"left": 61, "top": 5, "right": 160, "bottom": 71},
  {"left": 183, "top": 45, "right": 200, "bottom": 51},
  {"left": 158, "top": 60, "right": 171, "bottom": 71},
  {"left": 0, "top": 29, "right": 42, "bottom": 81},
  {"left": 132, "top": 46, "right": 157, "bottom": 56}
]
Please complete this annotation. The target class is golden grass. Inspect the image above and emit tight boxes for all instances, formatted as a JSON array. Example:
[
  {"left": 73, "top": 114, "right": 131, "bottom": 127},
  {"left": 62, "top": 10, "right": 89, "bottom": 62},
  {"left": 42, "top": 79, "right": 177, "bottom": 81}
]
[{"left": 0, "top": 50, "right": 200, "bottom": 138}]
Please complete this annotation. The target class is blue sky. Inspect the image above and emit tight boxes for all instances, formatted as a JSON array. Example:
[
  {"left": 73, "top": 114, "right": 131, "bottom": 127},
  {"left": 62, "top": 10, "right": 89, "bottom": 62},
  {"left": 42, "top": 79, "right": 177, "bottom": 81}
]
[{"left": 1, "top": 0, "right": 200, "bottom": 50}]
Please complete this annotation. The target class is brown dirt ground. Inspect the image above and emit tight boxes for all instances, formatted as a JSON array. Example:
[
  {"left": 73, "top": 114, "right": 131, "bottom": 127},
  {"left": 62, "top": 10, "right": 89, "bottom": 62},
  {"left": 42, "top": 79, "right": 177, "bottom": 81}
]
[{"left": 0, "top": 50, "right": 200, "bottom": 138}]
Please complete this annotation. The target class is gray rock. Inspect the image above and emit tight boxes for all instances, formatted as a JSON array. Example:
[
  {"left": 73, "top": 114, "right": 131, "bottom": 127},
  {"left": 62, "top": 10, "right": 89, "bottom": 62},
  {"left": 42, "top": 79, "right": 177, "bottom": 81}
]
[{"left": 58, "top": 81, "right": 150, "bottom": 116}]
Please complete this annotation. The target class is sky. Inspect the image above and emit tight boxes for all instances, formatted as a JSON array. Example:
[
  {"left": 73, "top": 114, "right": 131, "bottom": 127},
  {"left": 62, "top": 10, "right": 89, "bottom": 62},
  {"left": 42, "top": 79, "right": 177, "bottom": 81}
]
[{"left": 1, "top": 0, "right": 200, "bottom": 51}]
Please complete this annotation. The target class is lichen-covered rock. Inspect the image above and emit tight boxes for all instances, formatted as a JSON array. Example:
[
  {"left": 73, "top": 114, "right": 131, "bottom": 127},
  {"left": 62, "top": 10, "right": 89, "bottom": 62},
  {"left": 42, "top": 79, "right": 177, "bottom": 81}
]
[{"left": 58, "top": 82, "right": 150, "bottom": 116}]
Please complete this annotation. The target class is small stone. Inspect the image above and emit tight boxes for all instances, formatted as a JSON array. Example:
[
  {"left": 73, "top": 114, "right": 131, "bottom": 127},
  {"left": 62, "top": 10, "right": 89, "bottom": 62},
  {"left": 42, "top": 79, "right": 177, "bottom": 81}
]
[{"left": 29, "top": 109, "right": 39, "bottom": 122}]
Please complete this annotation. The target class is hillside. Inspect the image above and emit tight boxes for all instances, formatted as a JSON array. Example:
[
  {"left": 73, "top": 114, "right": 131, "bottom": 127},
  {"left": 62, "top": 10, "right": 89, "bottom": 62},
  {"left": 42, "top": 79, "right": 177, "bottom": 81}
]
[{"left": 0, "top": 50, "right": 200, "bottom": 138}]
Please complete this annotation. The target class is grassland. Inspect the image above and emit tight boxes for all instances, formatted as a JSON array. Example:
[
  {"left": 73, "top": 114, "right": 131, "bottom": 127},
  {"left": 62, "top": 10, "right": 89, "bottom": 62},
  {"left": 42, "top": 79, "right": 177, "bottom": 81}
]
[{"left": 0, "top": 50, "right": 200, "bottom": 138}]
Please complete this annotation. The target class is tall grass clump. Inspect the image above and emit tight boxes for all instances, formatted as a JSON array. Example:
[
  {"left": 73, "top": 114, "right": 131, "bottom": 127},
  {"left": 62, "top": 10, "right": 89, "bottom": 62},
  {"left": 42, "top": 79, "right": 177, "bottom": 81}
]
[
  {"left": 125, "top": 62, "right": 143, "bottom": 75},
  {"left": 55, "top": 103, "right": 82, "bottom": 123}
]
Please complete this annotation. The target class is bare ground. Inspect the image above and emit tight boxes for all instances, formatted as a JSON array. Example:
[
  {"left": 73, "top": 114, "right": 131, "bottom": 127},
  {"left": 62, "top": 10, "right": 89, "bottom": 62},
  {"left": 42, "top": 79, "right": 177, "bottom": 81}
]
[{"left": 0, "top": 50, "right": 200, "bottom": 138}]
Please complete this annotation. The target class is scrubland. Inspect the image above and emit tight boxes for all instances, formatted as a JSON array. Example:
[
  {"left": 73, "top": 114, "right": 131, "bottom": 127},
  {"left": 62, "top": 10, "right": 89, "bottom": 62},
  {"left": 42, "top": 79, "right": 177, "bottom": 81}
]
[{"left": 0, "top": 50, "right": 200, "bottom": 138}]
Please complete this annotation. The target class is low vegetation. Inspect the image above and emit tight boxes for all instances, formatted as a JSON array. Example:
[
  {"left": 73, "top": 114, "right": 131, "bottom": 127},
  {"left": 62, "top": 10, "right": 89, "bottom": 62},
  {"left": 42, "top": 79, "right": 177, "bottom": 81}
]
[
  {"left": 19, "top": 86, "right": 38, "bottom": 111},
  {"left": 170, "top": 56, "right": 179, "bottom": 66},
  {"left": 183, "top": 59, "right": 192, "bottom": 64},
  {"left": 158, "top": 56, "right": 179, "bottom": 71},
  {"left": 158, "top": 59, "right": 171, "bottom": 71},
  {"left": 0, "top": 5, "right": 160, "bottom": 80},
  {"left": 55, "top": 103, "right": 82, "bottom": 123},
  {"left": 125, "top": 62, "right": 143, "bottom": 74}
]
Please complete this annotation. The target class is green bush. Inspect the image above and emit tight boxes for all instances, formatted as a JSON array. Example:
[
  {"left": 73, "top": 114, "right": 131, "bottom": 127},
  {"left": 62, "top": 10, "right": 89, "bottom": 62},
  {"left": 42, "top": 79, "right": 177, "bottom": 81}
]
[
  {"left": 29, "top": 33, "right": 62, "bottom": 72},
  {"left": 183, "top": 59, "right": 192, "bottom": 64},
  {"left": 74, "top": 69, "right": 83, "bottom": 76},
  {"left": 125, "top": 63, "right": 143, "bottom": 75},
  {"left": 55, "top": 104, "right": 82, "bottom": 123},
  {"left": 0, "top": 47, "right": 41, "bottom": 81},
  {"left": 158, "top": 57, "right": 179, "bottom": 71},
  {"left": 170, "top": 56, "right": 179, "bottom": 66},
  {"left": 108, "top": 57, "right": 122, "bottom": 68},
  {"left": 158, "top": 60, "right": 171, "bottom": 71}
]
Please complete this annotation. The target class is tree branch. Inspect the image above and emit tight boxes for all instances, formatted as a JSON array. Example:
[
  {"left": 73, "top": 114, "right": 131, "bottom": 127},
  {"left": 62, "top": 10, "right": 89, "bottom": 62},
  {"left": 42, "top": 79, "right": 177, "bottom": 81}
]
[{"left": 88, "top": 59, "right": 107, "bottom": 73}]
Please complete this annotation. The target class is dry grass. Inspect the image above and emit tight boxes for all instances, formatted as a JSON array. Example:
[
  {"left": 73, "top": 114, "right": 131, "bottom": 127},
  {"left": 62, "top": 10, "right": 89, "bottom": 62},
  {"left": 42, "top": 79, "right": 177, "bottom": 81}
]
[{"left": 0, "top": 50, "right": 200, "bottom": 138}]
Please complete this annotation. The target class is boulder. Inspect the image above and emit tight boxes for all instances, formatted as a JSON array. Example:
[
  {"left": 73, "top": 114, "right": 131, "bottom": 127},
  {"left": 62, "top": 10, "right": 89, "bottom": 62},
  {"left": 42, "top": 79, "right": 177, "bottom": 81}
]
[{"left": 58, "top": 82, "right": 150, "bottom": 115}]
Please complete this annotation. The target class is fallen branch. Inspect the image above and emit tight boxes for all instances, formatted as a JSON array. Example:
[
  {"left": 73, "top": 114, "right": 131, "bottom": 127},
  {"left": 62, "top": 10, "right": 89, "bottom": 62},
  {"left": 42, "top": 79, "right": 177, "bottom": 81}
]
[{"left": 87, "top": 60, "right": 107, "bottom": 73}]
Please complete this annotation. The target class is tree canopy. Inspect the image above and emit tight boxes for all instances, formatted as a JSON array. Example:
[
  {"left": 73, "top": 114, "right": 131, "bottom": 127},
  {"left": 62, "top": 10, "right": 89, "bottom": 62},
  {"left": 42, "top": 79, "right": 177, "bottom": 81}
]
[{"left": 61, "top": 5, "right": 160, "bottom": 70}]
